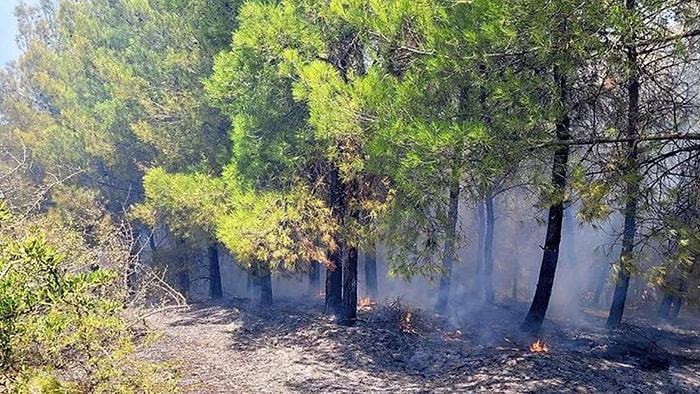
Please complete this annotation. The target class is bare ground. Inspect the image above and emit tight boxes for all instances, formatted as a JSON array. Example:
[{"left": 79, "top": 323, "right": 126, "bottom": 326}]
[{"left": 140, "top": 298, "right": 700, "bottom": 393}]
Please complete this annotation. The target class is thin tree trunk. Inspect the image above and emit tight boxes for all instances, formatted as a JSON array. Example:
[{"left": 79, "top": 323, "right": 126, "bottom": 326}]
[
  {"left": 325, "top": 248, "right": 343, "bottom": 314},
  {"left": 607, "top": 0, "right": 640, "bottom": 329},
  {"left": 670, "top": 282, "right": 685, "bottom": 319},
  {"left": 340, "top": 246, "right": 358, "bottom": 326},
  {"left": 247, "top": 270, "right": 256, "bottom": 298},
  {"left": 657, "top": 294, "right": 673, "bottom": 319},
  {"left": 512, "top": 257, "right": 519, "bottom": 302},
  {"left": 435, "top": 177, "right": 460, "bottom": 312},
  {"left": 208, "top": 243, "right": 223, "bottom": 299},
  {"left": 308, "top": 262, "right": 320, "bottom": 295},
  {"left": 591, "top": 262, "right": 608, "bottom": 307},
  {"left": 484, "top": 193, "right": 495, "bottom": 303},
  {"left": 365, "top": 247, "right": 378, "bottom": 299},
  {"left": 521, "top": 64, "right": 571, "bottom": 334},
  {"left": 670, "top": 296, "right": 682, "bottom": 319},
  {"left": 259, "top": 265, "right": 273, "bottom": 307},
  {"left": 176, "top": 238, "right": 190, "bottom": 297},
  {"left": 473, "top": 202, "right": 486, "bottom": 297}
]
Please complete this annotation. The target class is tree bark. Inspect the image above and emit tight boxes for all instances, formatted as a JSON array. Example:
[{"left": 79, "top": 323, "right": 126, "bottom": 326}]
[
  {"left": 435, "top": 177, "right": 460, "bottom": 312},
  {"left": 364, "top": 247, "right": 378, "bottom": 299},
  {"left": 607, "top": 0, "right": 640, "bottom": 329},
  {"left": 521, "top": 64, "right": 571, "bottom": 334},
  {"left": 259, "top": 265, "right": 273, "bottom": 307},
  {"left": 208, "top": 243, "right": 223, "bottom": 299},
  {"left": 325, "top": 166, "right": 345, "bottom": 315},
  {"left": 325, "top": 247, "right": 343, "bottom": 314},
  {"left": 340, "top": 246, "right": 358, "bottom": 326},
  {"left": 484, "top": 193, "right": 495, "bottom": 303},
  {"left": 657, "top": 294, "right": 673, "bottom": 319}
]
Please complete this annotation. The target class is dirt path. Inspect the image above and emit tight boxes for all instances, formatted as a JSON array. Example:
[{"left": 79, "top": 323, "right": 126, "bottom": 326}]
[{"left": 142, "top": 298, "right": 700, "bottom": 393}]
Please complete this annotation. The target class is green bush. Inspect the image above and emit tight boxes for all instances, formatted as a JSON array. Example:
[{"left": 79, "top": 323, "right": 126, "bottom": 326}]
[{"left": 0, "top": 205, "right": 176, "bottom": 393}]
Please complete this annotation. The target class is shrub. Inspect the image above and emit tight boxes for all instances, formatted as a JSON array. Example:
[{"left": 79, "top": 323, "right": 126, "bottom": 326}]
[{"left": 0, "top": 203, "right": 176, "bottom": 393}]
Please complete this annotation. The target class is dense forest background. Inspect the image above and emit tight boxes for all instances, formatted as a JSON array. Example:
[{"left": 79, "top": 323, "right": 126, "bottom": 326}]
[{"left": 1, "top": 0, "right": 700, "bottom": 391}]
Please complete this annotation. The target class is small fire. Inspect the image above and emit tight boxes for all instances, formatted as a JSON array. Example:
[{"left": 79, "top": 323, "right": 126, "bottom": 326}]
[
  {"left": 359, "top": 297, "right": 376, "bottom": 309},
  {"left": 530, "top": 339, "right": 549, "bottom": 353}
]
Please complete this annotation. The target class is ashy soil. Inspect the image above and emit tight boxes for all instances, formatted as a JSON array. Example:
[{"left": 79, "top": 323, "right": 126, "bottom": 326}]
[{"left": 140, "top": 297, "right": 700, "bottom": 393}]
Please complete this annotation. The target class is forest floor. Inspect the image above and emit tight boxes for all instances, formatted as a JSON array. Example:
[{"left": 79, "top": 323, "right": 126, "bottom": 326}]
[{"left": 139, "top": 297, "right": 700, "bottom": 393}]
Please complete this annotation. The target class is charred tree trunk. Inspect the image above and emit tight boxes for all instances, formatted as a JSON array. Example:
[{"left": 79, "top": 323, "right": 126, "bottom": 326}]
[
  {"left": 657, "top": 294, "right": 673, "bottom": 319},
  {"left": 435, "top": 177, "right": 460, "bottom": 312},
  {"left": 326, "top": 246, "right": 343, "bottom": 314},
  {"left": 521, "top": 64, "right": 571, "bottom": 334},
  {"left": 308, "top": 262, "right": 320, "bottom": 295},
  {"left": 365, "top": 247, "right": 378, "bottom": 299},
  {"left": 208, "top": 243, "right": 223, "bottom": 299},
  {"left": 259, "top": 265, "right": 273, "bottom": 307},
  {"left": 607, "top": 0, "right": 640, "bottom": 329},
  {"left": 484, "top": 193, "right": 495, "bottom": 303},
  {"left": 340, "top": 246, "right": 358, "bottom": 326},
  {"left": 325, "top": 166, "right": 345, "bottom": 315}
]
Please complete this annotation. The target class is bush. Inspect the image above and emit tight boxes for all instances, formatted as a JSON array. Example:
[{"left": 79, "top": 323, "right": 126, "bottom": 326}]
[{"left": 0, "top": 204, "right": 176, "bottom": 393}]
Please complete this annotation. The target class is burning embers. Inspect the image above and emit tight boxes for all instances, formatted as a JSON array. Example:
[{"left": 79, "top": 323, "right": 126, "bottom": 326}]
[
  {"left": 530, "top": 339, "right": 549, "bottom": 353},
  {"left": 400, "top": 311, "right": 415, "bottom": 333},
  {"left": 359, "top": 297, "right": 376, "bottom": 309}
]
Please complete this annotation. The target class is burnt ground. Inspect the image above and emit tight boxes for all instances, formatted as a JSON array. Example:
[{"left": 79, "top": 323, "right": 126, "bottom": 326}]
[{"left": 140, "top": 297, "right": 700, "bottom": 393}]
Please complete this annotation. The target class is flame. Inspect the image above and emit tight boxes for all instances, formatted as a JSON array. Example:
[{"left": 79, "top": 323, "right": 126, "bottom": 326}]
[
  {"left": 359, "top": 297, "right": 376, "bottom": 308},
  {"left": 530, "top": 339, "right": 549, "bottom": 353},
  {"left": 399, "top": 311, "right": 413, "bottom": 332}
]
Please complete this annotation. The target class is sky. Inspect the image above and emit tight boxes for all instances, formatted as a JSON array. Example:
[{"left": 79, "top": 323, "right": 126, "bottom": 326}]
[{"left": 1, "top": 0, "right": 39, "bottom": 66}]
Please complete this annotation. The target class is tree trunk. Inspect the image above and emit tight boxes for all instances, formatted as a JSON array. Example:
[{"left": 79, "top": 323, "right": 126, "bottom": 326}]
[
  {"left": 247, "top": 270, "right": 257, "bottom": 298},
  {"left": 340, "top": 246, "right": 358, "bottom": 326},
  {"left": 607, "top": 0, "right": 640, "bottom": 329},
  {"left": 176, "top": 238, "right": 190, "bottom": 297},
  {"left": 472, "top": 202, "right": 486, "bottom": 297},
  {"left": 484, "top": 193, "right": 495, "bottom": 303},
  {"left": 670, "top": 282, "right": 685, "bottom": 320},
  {"left": 512, "top": 257, "right": 519, "bottom": 302},
  {"left": 325, "top": 248, "right": 343, "bottom": 314},
  {"left": 365, "top": 247, "right": 378, "bottom": 299},
  {"left": 259, "top": 265, "right": 273, "bottom": 307},
  {"left": 325, "top": 166, "right": 345, "bottom": 315},
  {"left": 521, "top": 64, "right": 571, "bottom": 334},
  {"left": 657, "top": 294, "right": 673, "bottom": 319},
  {"left": 591, "top": 262, "right": 608, "bottom": 307},
  {"left": 208, "top": 243, "right": 223, "bottom": 299},
  {"left": 435, "top": 177, "right": 460, "bottom": 312},
  {"left": 670, "top": 295, "right": 682, "bottom": 319},
  {"left": 308, "top": 262, "right": 320, "bottom": 296}
]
